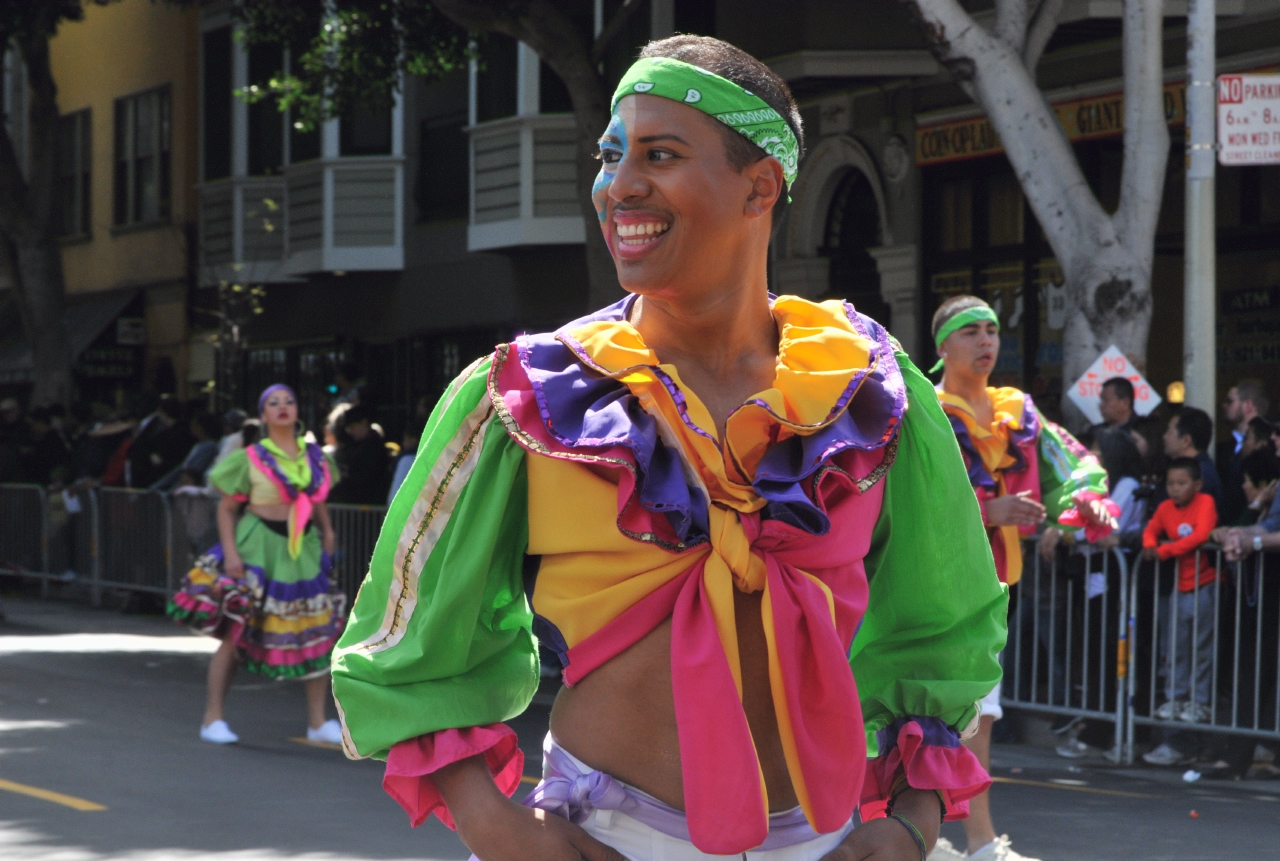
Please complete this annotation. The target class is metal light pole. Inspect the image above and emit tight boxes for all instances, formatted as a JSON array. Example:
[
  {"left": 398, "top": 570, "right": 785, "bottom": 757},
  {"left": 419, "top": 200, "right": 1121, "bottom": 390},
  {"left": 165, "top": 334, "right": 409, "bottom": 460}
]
[{"left": 1183, "top": 0, "right": 1216, "bottom": 419}]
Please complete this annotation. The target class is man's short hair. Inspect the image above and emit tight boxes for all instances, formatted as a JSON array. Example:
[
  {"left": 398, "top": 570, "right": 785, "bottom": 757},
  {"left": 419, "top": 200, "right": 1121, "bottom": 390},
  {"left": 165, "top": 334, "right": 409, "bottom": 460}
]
[
  {"left": 930, "top": 294, "right": 992, "bottom": 343},
  {"left": 638, "top": 35, "right": 804, "bottom": 237},
  {"left": 1234, "top": 378, "right": 1270, "bottom": 418},
  {"left": 1102, "top": 377, "right": 1135, "bottom": 405},
  {"left": 1167, "top": 456, "right": 1201, "bottom": 482},
  {"left": 1173, "top": 407, "right": 1213, "bottom": 453},
  {"left": 1242, "top": 449, "right": 1280, "bottom": 486}
]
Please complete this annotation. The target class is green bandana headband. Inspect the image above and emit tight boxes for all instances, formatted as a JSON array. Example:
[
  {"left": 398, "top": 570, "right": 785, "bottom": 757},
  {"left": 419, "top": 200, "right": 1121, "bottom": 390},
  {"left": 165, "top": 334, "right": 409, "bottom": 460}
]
[
  {"left": 929, "top": 306, "right": 1000, "bottom": 373},
  {"left": 611, "top": 57, "right": 799, "bottom": 191}
]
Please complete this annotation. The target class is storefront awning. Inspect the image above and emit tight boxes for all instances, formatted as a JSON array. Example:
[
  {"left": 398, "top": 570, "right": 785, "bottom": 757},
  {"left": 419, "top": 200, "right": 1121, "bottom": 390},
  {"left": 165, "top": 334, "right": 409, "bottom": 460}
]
[{"left": 0, "top": 289, "right": 138, "bottom": 385}]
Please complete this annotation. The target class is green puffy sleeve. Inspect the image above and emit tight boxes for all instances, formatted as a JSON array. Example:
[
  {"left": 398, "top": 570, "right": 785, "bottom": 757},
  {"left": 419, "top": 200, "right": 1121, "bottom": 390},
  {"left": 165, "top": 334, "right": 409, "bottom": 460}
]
[
  {"left": 331, "top": 356, "right": 536, "bottom": 761},
  {"left": 1035, "top": 409, "right": 1109, "bottom": 527},
  {"left": 852, "top": 351, "right": 1007, "bottom": 754},
  {"left": 207, "top": 448, "right": 251, "bottom": 497}
]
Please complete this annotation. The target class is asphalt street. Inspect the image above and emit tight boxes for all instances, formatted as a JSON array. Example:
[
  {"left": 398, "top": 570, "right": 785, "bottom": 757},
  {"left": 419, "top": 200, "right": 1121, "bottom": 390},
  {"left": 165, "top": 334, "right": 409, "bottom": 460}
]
[{"left": 1, "top": 596, "right": 1277, "bottom": 861}]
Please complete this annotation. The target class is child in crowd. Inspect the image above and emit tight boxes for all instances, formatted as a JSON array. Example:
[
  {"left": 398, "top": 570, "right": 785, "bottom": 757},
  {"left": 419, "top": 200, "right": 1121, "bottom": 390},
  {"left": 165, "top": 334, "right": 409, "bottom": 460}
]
[{"left": 1143, "top": 457, "right": 1218, "bottom": 724}]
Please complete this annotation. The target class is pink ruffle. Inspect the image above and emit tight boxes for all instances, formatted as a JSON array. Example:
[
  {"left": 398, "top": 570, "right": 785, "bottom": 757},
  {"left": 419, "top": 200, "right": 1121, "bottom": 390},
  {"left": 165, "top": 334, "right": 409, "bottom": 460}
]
[
  {"left": 1057, "top": 490, "right": 1119, "bottom": 543},
  {"left": 383, "top": 724, "right": 524, "bottom": 829},
  {"left": 861, "top": 720, "right": 991, "bottom": 822}
]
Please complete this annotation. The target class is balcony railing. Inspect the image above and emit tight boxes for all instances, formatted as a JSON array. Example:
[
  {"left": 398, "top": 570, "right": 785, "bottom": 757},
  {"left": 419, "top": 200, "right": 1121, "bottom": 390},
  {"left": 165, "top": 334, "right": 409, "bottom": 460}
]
[
  {"left": 197, "top": 176, "right": 287, "bottom": 287},
  {"left": 284, "top": 155, "right": 404, "bottom": 275},
  {"left": 467, "top": 113, "right": 585, "bottom": 251},
  {"left": 197, "top": 155, "right": 404, "bottom": 285}
]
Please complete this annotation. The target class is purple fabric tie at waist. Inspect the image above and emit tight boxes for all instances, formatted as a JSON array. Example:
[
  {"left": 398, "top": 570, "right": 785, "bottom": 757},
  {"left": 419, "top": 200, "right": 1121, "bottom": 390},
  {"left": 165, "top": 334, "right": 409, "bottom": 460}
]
[{"left": 522, "top": 736, "right": 824, "bottom": 851}]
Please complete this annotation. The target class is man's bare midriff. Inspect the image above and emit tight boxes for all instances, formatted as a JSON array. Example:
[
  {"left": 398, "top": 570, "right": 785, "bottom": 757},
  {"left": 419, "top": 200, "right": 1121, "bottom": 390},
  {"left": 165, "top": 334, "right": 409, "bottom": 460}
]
[{"left": 548, "top": 587, "right": 797, "bottom": 813}]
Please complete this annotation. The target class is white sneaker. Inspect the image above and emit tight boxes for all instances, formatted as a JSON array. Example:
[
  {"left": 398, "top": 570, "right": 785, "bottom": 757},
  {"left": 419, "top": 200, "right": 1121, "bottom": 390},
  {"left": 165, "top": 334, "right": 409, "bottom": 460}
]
[
  {"left": 1178, "top": 702, "right": 1212, "bottom": 723},
  {"left": 200, "top": 720, "right": 239, "bottom": 744},
  {"left": 1154, "top": 700, "right": 1183, "bottom": 720},
  {"left": 927, "top": 836, "right": 966, "bottom": 861},
  {"left": 1056, "top": 737, "right": 1096, "bottom": 759},
  {"left": 966, "top": 835, "right": 1041, "bottom": 861},
  {"left": 306, "top": 718, "right": 343, "bottom": 745},
  {"left": 1142, "top": 742, "right": 1186, "bottom": 766}
]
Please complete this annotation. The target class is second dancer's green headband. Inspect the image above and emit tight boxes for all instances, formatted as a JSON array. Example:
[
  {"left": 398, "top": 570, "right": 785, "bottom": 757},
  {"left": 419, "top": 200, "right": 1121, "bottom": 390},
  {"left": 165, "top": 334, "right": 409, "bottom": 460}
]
[
  {"left": 929, "top": 305, "right": 1000, "bottom": 373},
  {"left": 611, "top": 57, "right": 799, "bottom": 193}
]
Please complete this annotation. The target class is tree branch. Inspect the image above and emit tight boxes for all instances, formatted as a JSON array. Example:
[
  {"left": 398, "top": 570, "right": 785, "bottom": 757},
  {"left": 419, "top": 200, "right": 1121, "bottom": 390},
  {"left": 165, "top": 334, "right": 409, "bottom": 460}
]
[
  {"left": 16, "top": 32, "right": 61, "bottom": 238},
  {"left": 1023, "top": 0, "right": 1064, "bottom": 71},
  {"left": 993, "top": 0, "right": 1030, "bottom": 55},
  {"left": 0, "top": 34, "right": 36, "bottom": 242},
  {"left": 904, "top": 0, "right": 1114, "bottom": 271},
  {"left": 1112, "top": 0, "right": 1169, "bottom": 268},
  {"left": 591, "top": 0, "right": 643, "bottom": 65},
  {"left": 431, "top": 0, "right": 620, "bottom": 304}
]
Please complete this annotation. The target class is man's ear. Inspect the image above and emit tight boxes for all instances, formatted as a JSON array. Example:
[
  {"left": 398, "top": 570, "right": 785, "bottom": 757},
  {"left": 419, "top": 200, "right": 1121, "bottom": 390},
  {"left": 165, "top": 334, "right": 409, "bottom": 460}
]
[{"left": 743, "top": 157, "right": 784, "bottom": 220}]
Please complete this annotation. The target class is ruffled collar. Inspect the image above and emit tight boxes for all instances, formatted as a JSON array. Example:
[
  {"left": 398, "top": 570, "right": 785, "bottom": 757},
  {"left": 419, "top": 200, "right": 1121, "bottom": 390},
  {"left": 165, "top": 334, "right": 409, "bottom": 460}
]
[
  {"left": 936, "top": 387, "right": 1038, "bottom": 484},
  {"left": 558, "top": 294, "right": 886, "bottom": 479},
  {"left": 258, "top": 437, "right": 315, "bottom": 490},
  {"left": 500, "top": 294, "right": 905, "bottom": 542}
]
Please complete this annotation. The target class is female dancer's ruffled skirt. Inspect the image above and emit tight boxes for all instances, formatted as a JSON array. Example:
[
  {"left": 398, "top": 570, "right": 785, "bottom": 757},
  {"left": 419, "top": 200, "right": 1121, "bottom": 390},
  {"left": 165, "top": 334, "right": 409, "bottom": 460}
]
[{"left": 167, "top": 513, "right": 346, "bottom": 679}]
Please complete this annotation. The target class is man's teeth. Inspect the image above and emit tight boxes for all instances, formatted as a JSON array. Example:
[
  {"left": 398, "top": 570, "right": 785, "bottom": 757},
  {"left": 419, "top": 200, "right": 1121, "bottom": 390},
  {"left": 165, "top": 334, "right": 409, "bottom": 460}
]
[{"left": 615, "top": 222, "right": 670, "bottom": 243}]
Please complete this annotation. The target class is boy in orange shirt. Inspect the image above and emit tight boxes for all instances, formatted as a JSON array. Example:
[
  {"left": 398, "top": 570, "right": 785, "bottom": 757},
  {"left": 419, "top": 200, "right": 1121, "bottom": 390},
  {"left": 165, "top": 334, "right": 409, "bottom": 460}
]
[{"left": 1143, "top": 457, "right": 1219, "bottom": 724}]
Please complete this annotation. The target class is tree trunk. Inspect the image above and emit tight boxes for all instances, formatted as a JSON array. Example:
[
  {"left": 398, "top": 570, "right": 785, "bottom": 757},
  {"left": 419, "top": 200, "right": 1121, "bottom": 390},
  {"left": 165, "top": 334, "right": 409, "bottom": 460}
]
[
  {"left": 904, "top": 0, "right": 1167, "bottom": 427},
  {"left": 0, "top": 33, "right": 74, "bottom": 406},
  {"left": 10, "top": 236, "right": 74, "bottom": 406},
  {"left": 432, "top": 0, "right": 623, "bottom": 310}
]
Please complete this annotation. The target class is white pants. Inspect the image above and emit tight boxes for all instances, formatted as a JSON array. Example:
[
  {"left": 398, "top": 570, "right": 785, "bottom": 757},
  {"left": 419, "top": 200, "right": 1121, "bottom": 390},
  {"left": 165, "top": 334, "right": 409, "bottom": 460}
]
[
  {"left": 980, "top": 682, "right": 1003, "bottom": 722},
  {"left": 579, "top": 807, "right": 856, "bottom": 861}
]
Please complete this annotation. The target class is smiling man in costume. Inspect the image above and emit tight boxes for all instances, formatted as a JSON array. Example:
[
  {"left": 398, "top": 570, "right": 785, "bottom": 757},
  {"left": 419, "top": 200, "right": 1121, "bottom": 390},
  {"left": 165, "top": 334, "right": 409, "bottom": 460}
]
[
  {"left": 929, "top": 294, "right": 1115, "bottom": 861},
  {"left": 332, "top": 37, "right": 1006, "bottom": 861}
]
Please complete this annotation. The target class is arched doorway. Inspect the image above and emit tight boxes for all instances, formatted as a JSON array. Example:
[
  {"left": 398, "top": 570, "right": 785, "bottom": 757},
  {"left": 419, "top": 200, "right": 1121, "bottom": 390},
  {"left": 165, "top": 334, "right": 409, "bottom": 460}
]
[{"left": 821, "top": 168, "right": 891, "bottom": 325}]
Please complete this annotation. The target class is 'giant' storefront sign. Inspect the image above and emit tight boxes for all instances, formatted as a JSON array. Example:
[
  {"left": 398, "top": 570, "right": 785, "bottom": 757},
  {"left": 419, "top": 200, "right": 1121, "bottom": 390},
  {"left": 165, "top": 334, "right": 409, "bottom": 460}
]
[{"left": 915, "top": 66, "right": 1279, "bottom": 166}]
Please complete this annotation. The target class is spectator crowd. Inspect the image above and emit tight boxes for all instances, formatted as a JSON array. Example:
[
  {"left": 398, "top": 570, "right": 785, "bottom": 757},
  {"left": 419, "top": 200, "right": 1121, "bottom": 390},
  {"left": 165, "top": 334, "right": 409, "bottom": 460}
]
[{"left": 0, "top": 362, "right": 427, "bottom": 507}]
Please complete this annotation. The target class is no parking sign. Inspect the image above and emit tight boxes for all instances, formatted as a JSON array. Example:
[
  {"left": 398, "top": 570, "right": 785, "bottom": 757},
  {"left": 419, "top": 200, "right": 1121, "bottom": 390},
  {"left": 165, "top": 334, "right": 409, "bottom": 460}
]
[{"left": 1067, "top": 345, "right": 1162, "bottom": 425}]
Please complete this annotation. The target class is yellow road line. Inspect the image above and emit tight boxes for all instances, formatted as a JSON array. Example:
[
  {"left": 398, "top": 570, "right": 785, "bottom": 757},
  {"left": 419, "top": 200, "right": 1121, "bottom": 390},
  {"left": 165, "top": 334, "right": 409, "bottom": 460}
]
[
  {"left": 288, "top": 737, "right": 344, "bottom": 751},
  {"left": 520, "top": 775, "right": 539, "bottom": 785},
  {"left": 991, "top": 775, "right": 1158, "bottom": 799},
  {"left": 0, "top": 778, "right": 106, "bottom": 811}
]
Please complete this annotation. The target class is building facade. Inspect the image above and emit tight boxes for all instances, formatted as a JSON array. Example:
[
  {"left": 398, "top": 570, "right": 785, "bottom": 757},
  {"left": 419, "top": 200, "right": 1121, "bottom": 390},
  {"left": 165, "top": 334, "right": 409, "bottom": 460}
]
[
  {"left": 0, "top": 0, "right": 200, "bottom": 404},
  {"left": 196, "top": 0, "right": 1280, "bottom": 437},
  {"left": 5, "top": 1, "right": 1272, "bottom": 432}
]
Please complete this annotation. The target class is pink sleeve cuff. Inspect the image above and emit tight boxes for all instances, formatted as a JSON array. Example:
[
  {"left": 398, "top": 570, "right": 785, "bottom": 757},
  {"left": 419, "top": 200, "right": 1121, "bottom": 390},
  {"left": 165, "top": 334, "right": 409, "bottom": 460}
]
[
  {"left": 1057, "top": 491, "right": 1119, "bottom": 543},
  {"left": 383, "top": 724, "right": 525, "bottom": 829},
  {"left": 861, "top": 718, "right": 991, "bottom": 822}
]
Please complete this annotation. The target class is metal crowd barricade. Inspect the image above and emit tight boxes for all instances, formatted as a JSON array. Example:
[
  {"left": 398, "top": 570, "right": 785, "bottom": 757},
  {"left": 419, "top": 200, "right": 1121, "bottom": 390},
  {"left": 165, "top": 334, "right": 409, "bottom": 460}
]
[
  {"left": 0, "top": 484, "right": 386, "bottom": 606},
  {"left": 169, "top": 491, "right": 220, "bottom": 581},
  {"left": 0, "top": 483, "right": 49, "bottom": 580},
  {"left": 43, "top": 485, "right": 99, "bottom": 598},
  {"left": 326, "top": 503, "right": 387, "bottom": 604},
  {"left": 1127, "top": 543, "right": 1280, "bottom": 751},
  {"left": 1001, "top": 537, "right": 1132, "bottom": 762},
  {"left": 95, "top": 487, "right": 174, "bottom": 595}
]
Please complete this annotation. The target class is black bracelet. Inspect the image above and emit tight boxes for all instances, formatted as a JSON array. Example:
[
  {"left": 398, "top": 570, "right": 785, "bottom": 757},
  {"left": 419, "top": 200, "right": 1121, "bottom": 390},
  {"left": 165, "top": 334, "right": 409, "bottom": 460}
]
[
  {"left": 888, "top": 813, "right": 928, "bottom": 861},
  {"left": 887, "top": 785, "right": 947, "bottom": 823}
]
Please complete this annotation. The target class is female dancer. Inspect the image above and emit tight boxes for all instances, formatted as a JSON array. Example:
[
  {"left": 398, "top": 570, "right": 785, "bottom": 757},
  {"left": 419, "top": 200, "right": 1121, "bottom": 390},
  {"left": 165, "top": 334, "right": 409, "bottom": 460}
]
[
  {"left": 168, "top": 384, "right": 346, "bottom": 745},
  {"left": 929, "top": 295, "right": 1115, "bottom": 861}
]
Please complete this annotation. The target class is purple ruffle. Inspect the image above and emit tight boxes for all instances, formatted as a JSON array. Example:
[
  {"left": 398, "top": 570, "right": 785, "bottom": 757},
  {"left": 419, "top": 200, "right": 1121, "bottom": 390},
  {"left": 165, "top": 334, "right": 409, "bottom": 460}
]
[
  {"left": 262, "top": 555, "right": 335, "bottom": 602},
  {"left": 517, "top": 315, "right": 709, "bottom": 544},
  {"left": 513, "top": 296, "right": 905, "bottom": 540},
  {"left": 876, "top": 715, "right": 962, "bottom": 752}
]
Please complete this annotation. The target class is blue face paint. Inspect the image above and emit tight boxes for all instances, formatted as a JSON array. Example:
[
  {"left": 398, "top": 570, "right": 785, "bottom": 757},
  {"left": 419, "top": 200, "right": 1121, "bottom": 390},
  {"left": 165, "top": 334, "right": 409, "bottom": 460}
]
[{"left": 592, "top": 111, "right": 627, "bottom": 223}]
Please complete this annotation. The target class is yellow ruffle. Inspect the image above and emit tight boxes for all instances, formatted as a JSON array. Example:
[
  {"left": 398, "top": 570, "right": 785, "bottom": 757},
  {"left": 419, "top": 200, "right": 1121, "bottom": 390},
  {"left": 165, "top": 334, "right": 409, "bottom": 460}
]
[
  {"left": 936, "top": 386, "right": 1027, "bottom": 479},
  {"left": 562, "top": 296, "right": 878, "bottom": 499}
]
